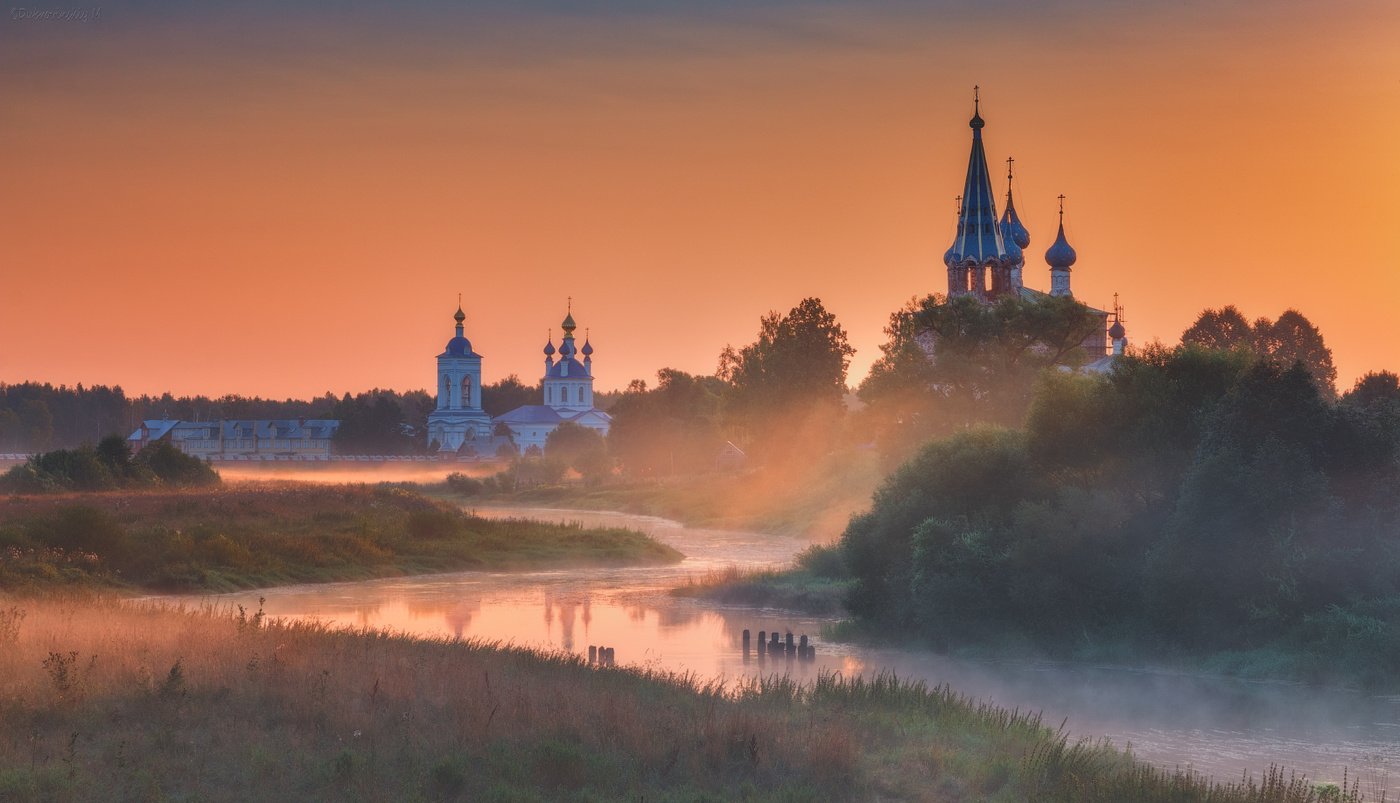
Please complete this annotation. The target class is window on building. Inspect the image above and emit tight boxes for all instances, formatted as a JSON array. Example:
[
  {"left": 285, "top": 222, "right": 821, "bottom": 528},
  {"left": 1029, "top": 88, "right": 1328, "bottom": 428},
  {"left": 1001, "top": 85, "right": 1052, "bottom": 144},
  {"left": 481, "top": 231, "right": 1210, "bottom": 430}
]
[{"left": 461, "top": 375, "right": 472, "bottom": 409}]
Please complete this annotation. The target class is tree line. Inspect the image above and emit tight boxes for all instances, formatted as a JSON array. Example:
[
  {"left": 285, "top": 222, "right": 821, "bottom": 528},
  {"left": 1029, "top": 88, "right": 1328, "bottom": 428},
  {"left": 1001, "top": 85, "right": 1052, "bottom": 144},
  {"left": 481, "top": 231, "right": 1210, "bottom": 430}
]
[{"left": 831, "top": 304, "right": 1400, "bottom": 684}]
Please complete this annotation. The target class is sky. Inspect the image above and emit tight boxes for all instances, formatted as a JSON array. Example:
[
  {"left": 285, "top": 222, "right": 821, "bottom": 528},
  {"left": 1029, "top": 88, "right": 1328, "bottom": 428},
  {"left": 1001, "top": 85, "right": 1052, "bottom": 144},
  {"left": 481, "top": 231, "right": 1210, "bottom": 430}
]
[{"left": 3, "top": 0, "right": 1398, "bottom": 398}]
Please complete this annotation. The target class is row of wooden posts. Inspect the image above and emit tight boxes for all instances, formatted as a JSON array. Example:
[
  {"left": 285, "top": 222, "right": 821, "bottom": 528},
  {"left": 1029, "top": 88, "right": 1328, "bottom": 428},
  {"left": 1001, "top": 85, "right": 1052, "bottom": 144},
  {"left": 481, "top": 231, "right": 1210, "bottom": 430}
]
[
  {"left": 588, "top": 645, "right": 616, "bottom": 666},
  {"left": 743, "top": 629, "right": 817, "bottom": 661}
]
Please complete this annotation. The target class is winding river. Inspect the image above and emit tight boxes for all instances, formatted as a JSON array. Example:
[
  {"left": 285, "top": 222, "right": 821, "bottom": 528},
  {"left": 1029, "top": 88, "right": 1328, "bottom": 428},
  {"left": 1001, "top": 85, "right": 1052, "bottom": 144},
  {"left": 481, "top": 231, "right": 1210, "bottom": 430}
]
[{"left": 171, "top": 507, "right": 1400, "bottom": 796}]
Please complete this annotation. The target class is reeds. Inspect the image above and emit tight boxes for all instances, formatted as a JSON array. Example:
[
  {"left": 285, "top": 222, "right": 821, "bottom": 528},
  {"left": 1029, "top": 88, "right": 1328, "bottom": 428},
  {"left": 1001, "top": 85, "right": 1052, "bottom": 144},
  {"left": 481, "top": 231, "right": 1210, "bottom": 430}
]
[{"left": 0, "top": 594, "right": 1376, "bottom": 802}]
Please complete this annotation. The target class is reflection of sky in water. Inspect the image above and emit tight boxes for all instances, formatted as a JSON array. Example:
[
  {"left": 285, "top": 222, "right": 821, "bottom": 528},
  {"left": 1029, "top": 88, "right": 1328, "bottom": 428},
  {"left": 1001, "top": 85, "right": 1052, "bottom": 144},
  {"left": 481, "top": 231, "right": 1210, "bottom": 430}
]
[{"left": 159, "top": 507, "right": 1400, "bottom": 796}]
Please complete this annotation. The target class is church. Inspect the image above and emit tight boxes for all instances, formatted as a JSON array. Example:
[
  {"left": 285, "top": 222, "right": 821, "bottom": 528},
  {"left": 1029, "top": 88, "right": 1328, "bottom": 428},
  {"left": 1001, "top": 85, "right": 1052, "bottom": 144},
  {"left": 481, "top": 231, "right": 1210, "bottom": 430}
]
[
  {"left": 942, "top": 88, "right": 1127, "bottom": 366},
  {"left": 426, "top": 302, "right": 612, "bottom": 458}
]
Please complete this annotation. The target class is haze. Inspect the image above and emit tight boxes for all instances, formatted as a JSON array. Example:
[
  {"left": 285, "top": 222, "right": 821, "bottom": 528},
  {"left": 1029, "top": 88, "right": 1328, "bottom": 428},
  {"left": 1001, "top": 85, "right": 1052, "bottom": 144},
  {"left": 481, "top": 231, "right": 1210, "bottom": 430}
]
[{"left": 3, "top": 0, "right": 1398, "bottom": 398}]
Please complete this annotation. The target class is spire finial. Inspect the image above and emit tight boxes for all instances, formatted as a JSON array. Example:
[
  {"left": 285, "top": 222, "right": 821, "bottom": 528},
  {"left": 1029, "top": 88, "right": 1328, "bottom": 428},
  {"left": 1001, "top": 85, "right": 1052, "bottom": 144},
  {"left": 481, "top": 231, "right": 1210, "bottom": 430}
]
[
  {"left": 955, "top": 194, "right": 962, "bottom": 214},
  {"left": 969, "top": 85, "right": 984, "bottom": 130},
  {"left": 568, "top": 296, "right": 572, "bottom": 314},
  {"left": 1057, "top": 194, "right": 1066, "bottom": 223},
  {"left": 1006, "top": 157, "right": 1015, "bottom": 201}
]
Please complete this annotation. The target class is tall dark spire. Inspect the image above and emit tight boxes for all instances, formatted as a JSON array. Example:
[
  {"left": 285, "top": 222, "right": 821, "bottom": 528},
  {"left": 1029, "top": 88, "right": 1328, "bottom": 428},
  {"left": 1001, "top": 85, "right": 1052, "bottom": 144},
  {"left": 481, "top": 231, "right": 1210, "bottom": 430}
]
[{"left": 944, "top": 87, "right": 1017, "bottom": 297}]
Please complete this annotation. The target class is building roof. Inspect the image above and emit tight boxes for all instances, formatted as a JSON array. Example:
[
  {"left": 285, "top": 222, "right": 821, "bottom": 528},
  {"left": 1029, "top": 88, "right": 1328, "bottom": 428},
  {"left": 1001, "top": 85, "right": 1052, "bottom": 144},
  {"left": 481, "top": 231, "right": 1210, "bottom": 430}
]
[
  {"left": 128, "top": 419, "right": 340, "bottom": 442},
  {"left": 545, "top": 357, "right": 590, "bottom": 379},
  {"left": 494, "top": 405, "right": 612, "bottom": 426},
  {"left": 495, "top": 405, "right": 565, "bottom": 425}
]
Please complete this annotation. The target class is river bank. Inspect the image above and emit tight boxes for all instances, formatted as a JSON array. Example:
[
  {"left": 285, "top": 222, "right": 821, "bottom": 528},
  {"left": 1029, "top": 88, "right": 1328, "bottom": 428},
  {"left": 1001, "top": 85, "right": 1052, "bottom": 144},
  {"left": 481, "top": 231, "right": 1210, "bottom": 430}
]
[
  {"left": 0, "top": 484, "right": 681, "bottom": 592},
  {"left": 428, "top": 448, "right": 886, "bottom": 540},
  {"left": 0, "top": 594, "right": 1364, "bottom": 802}
]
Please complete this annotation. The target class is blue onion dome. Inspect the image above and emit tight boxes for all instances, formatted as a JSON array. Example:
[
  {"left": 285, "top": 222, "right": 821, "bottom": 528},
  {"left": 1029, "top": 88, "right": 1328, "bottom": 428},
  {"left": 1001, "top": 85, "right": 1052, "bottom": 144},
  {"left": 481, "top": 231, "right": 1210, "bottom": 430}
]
[
  {"left": 444, "top": 334, "right": 474, "bottom": 356},
  {"left": 544, "top": 339, "right": 556, "bottom": 357},
  {"left": 1000, "top": 202, "right": 1031, "bottom": 250},
  {"left": 581, "top": 338, "right": 593, "bottom": 356},
  {"left": 1109, "top": 318, "right": 1126, "bottom": 340},
  {"left": 1045, "top": 222, "right": 1077, "bottom": 270},
  {"left": 1002, "top": 233, "right": 1022, "bottom": 263},
  {"left": 453, "top": 306, "right": 466, "bottom": 325},
  {"left": 970, "top": 109, "right": 984, "bottom": 130},
  {"left": 561, "top": 312, "right": 577, "bottom": 335},
  {"left": 559, "top": 338, "right": 575, "bottom": 357}
]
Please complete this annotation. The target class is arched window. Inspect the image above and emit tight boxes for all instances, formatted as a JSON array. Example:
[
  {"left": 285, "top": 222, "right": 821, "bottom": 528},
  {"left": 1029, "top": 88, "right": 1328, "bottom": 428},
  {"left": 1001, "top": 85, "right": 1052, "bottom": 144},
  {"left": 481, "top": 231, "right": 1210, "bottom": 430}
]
[
  {"left": 441, "top": 375, "right": 450, "bottom": 406},
  {"left": 461, "top": 375, "right": 472, "bottom": 409},
  {"left": 576, "top": 386, "right": 583, "bottom": 404}
]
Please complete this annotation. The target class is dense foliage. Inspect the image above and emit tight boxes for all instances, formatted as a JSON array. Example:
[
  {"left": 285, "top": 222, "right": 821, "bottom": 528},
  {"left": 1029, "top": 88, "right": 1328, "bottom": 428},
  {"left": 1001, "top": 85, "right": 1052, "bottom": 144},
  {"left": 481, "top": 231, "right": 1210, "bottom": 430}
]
[
  {"left": 1181, "top": 305, "right": 1338, "bottom": 396},
  {"left": 607, "top": 369, "right": 727, "bottom": 475},
  {"left": 0, "top": 437, "right": 219, "bottom": 493},
  {"left": 717, "top": 297, "right": 855, "bottom": 461},
  {"left": 858, "top": 293, "right": 1106, "bottom": 462},
  {"left": 841, "top": 344, "right": 1400, "bottom": 685}
]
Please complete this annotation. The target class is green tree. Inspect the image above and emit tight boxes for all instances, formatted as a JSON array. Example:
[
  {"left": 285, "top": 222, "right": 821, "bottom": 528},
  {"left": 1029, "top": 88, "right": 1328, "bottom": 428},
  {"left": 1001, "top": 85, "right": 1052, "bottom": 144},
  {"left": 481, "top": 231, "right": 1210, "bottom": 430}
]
[
  {"left": 482, "top": 375, "right": 537, "bottom": 417},
  {"left": 1344, "top": 371, "right": 1400, "bottom": 409},
  {"left": 544, "top": 422, "right": 611, "bottom": 484},
  {"left": 607, "top": 369, "right": 725, "bottom": 476},
  {"left": 332, "top": 391, "right": 415, "bottom": 454},
  {"left": 18, "top": 399, "right": 53, "bottom": 451},
  {"left": 857, "top": 293, "right": 1104, "bottom": 461},
  {"left": 717, "top": 297, "right": 854, "bottom": 457},
  {"left": 1253, "top": 309, "right": 1338, "bottom": 398},
  {"left": 1180, "top": 305, "right": 1254, "bottom": 351}
]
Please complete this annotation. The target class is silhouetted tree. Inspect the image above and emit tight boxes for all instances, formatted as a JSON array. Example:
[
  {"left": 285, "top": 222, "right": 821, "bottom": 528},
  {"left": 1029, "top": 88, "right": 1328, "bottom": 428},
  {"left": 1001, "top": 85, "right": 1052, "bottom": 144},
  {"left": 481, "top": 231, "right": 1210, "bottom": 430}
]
[
  {"left": 717, "top": 297, "right": 854, "bottom": 457},
  {"left": 1180, "top": 305, "right": 1254, "bottom": 351}
]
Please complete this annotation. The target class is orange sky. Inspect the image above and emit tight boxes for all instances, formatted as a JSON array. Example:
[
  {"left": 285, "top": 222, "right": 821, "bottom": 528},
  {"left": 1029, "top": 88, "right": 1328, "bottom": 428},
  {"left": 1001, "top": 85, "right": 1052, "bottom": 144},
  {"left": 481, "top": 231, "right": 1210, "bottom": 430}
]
[{"left": 3, "top": 2, "right": 1398, "bottom": 397}]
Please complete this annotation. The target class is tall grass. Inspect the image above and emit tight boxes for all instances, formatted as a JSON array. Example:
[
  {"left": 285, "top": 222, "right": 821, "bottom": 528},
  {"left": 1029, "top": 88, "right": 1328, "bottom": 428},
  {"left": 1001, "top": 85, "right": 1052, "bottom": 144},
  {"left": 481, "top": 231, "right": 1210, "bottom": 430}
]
[
  {"left": 0, "top": 595, "right": 1374, "bottom": 802},
  {"left": 0, "top": 483, "right": 682, "bottom": 592}
]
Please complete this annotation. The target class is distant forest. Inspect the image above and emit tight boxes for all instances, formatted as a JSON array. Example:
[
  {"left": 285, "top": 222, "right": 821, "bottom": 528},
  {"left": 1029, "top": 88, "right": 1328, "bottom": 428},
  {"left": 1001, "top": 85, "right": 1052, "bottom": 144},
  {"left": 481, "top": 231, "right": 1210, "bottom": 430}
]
[{"left": 0, "top": 378, "right": 626, "bottom": 455}]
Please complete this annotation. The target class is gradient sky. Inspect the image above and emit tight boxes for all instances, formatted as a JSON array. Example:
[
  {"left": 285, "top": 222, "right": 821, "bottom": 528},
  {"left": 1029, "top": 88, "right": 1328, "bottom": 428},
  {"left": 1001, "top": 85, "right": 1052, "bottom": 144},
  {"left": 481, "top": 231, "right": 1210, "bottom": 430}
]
[{"left": 3, "top": 1, "right": 1398, "bottom": 398}]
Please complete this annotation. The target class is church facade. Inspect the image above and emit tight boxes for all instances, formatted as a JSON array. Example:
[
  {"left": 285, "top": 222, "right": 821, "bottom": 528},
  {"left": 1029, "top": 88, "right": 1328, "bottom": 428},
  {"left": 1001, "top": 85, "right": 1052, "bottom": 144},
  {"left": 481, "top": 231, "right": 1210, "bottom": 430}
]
[
  {"left": 941, "top": 88, "right": 1126, "bottom": 361},
  {"left": 426, "top": 304, "right": 494, "bottom": 453},
  {"left": 428, "top": 303, "right": 611, "bottom": 458}
]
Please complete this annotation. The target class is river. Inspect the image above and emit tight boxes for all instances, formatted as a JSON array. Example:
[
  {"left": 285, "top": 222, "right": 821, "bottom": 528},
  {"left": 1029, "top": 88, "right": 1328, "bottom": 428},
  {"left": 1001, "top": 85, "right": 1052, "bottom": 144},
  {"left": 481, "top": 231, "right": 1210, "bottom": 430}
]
[{"left": 170, "top": 506, "right": 1399, "bottom": 796}]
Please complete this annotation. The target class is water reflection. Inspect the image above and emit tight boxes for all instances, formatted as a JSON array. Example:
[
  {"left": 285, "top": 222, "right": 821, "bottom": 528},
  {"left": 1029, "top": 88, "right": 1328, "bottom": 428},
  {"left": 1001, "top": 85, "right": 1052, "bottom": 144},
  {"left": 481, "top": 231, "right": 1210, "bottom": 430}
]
[{"left": 161, "top": 507, "right": 1398, "bottom": 795}]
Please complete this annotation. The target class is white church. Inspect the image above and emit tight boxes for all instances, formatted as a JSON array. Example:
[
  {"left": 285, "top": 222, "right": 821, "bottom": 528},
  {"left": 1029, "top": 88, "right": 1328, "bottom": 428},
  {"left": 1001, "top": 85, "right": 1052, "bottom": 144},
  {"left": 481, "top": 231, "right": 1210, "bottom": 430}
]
[{"left": 426, "top": 302, "right": 611, "bottom": 458}]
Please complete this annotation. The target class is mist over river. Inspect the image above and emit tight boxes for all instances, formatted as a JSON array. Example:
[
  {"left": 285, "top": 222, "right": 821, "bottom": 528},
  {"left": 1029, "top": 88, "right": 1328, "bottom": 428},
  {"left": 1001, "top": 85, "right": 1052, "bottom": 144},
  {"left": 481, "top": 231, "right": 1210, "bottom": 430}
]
[{"left": 165, "top": 507, "right": 1400, "bottom": 796}]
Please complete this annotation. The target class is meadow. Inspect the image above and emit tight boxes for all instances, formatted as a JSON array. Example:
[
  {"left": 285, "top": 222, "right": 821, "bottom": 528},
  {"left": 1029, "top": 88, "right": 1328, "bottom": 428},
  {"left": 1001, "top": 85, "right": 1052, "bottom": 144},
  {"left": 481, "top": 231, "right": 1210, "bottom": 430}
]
[
  {"left": 0, "top": 595, "right": 1367, "bottom": 802},
  {"left": 0, "top": 483, "right": 681, "bottom": 592}
]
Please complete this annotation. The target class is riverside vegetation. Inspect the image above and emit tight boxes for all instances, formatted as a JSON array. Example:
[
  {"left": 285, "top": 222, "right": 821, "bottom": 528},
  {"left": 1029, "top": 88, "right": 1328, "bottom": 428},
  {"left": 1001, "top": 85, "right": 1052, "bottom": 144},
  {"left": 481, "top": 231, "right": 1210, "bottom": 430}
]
[
  {"left": 769, "top": 345, "right": 1400, "bottom": 687},
  {"left": 0, "top": 483, "right": 681, "bottom": 592},
  {"left": 0, "top": 595, "right": 1369, "bottom": 802}
]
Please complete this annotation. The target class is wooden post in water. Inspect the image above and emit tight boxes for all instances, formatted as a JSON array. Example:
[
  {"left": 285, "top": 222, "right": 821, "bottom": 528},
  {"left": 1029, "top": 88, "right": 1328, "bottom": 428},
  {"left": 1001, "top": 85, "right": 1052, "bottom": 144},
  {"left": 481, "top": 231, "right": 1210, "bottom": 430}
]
[
  {"left": 606, "top": 647, "right": 615, "bottom": 666},
  {"left": 770, "top": 632, "right": 781, "bottom": 653},
  {"left": 785, "top": 632, "right": 795, "bottom": 655},
  {"left": 742, "top": 629, "right": 750, "bottom": 655},
  {"left": 757, "top": 631, "right": 767, "bottom": 656},
  {"left": 589, "top": 645, "right": 597, "bottom": 664}
]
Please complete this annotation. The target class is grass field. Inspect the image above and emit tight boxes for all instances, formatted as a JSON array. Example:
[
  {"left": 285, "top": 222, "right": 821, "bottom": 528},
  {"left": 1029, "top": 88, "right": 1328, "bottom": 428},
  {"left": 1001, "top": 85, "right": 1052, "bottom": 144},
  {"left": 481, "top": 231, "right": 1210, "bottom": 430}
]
[
  {"left": 0, "top": 595, "right": 1366, "bottom": 802},
  {"left": 0, "top": 483, "right": 682, "bottom": 592}
]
